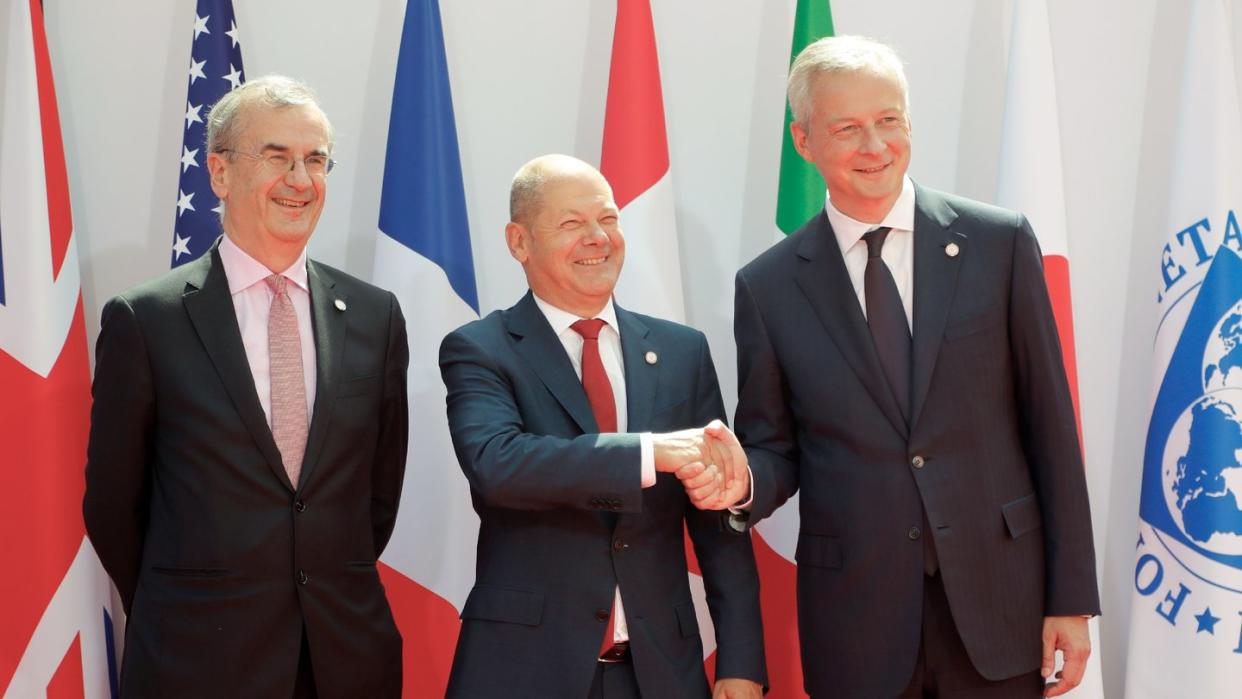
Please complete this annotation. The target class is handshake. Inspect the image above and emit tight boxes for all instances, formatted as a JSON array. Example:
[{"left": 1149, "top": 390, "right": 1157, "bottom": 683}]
[{"left": 653, "top": 419, "right": 750, "bottom": 511}]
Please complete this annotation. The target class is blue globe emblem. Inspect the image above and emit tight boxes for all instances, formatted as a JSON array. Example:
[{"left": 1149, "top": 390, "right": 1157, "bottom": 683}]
[{"left": 1160, "top": 302, "right": 1242, "bottom": 558}]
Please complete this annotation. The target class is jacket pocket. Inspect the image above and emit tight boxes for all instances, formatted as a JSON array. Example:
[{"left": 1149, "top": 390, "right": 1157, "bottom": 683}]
[
  {"left": 1001, "top": 493, "right": 1044, "bottom": 539},
  {"left": 460, "top": 584, "right": 544, "bottom": 627},
  {"left": 338, "top": 374, "right": 381, "bottom": 398},
  {"left": 149, "top": 566, "right": 230, "bottom": 578},
  {"left": 944, "top": 310, "right": 1003, "bottom": 342},
  {"left": 674, "top": 601, "right": 700, "bottom": 638},
  {"left": 795, "top": 533, "right": 843, "bottom": 569}
]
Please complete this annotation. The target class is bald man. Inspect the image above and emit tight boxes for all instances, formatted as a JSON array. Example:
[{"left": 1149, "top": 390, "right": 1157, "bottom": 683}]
[{"left": 439, "top": 155, "right": 766, "bottom": 699}]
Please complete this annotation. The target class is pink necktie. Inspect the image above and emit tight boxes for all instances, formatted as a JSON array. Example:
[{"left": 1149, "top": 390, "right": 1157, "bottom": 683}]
[{"left": 267, "top": 274, "right": 308, "bottom": 487}]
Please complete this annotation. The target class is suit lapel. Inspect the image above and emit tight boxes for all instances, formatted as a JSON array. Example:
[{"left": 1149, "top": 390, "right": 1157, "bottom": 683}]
[
  {"left": 507, "top": 292, "right": 598, "bottom": 434},
  {"left": 182, "top": 246, "right": 289, "bottom": 488},
  {"left": 910, "top": 186, "right": 967, "bottom": 429},
  {"left": 616, "top": 306, "right": 657, "bottom": 432},
  {"left": 794, "top": 211, "right": 908, "bottom": 438},
  {"left": 299, "top": 261, "right": 345, "bottom": 490}
]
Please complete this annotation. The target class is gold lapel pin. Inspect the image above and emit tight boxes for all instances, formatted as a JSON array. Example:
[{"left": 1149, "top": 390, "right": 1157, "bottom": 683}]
[
  {"left": 334, "top": 299, "right": 347, "bottom": 311},
  {"left": 944, "top": 242, "right": 960, "bottom": 258},
  {"left": 645, "top": 351, "right": 658, "bottom": 365}
]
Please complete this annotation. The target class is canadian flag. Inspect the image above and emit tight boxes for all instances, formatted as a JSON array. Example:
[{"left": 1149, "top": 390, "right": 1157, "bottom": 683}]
[
  {"left": 0, "top": 0, "right": 116, "bottom": 696},
  {"left": 995, "top": 1, "right": 1102, "bottom": 695}
]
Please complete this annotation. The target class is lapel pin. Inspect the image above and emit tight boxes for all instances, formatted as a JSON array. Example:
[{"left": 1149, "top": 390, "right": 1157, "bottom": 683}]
[
  {"left": 944, "top": 242, "right": 960, "bottom": 258},
  {"left": 334, "top": 299, "right": 347, "bottom": 311},
  {"left": 645, "top": 351, "right": 658, "bottom": 365}
]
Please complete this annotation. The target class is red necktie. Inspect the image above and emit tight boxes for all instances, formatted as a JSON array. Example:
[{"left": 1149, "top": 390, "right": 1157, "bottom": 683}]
[{"left": 570, "top": 318, "right": 619, "bottom": 655}]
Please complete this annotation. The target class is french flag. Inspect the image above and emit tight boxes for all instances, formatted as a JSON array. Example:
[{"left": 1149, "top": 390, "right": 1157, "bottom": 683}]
[
  {"left": 1, "top": 0, "right": 115, "bottom": 695},
  {"left": 995, "top": 2, "right": 1101, "bottom": 696},
  {"left": 371, "top": 0, "right": 479, "bottom": 694}
]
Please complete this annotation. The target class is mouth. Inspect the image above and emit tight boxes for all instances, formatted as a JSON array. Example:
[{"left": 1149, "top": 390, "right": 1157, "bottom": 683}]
[
  {"left": 854, "top": 163, "right": 890, "bottom": 175},
  {"left": 575, "top": 256, "right": 609, "bottom": 267},
  {"left": 273, "top": 197, "right": 310, "bottom": 209}
]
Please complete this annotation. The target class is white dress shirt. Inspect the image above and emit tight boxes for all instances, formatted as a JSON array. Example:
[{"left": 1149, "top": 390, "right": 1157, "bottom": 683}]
[
  {"left": 531, "top": 293, "right": 657, "bottom": 646},
  {"left": 217, "top": 235, "right": 317, "bottom": 428},
  {"left": 826, "top": 175, "right": 918, "bottom": 329}
]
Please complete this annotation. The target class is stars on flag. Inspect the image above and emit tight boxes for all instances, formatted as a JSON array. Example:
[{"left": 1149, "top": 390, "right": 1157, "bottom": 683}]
[{"left": 171, "top": 0, "right": 245, "bottom": 268}]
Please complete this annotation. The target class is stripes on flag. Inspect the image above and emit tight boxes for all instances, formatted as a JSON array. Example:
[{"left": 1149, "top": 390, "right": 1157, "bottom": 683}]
[
  {"left": 171, "top": 0, "right": 245, "bottom": 268},
  {"left": 372, "top": 1, "right": 478, "bottom": 695},
  {"left": 601, "top": 0, "right": 685, "bottom": 324},
  {"left": 0, "top": 0, "right": 113, "bottom": 694}
]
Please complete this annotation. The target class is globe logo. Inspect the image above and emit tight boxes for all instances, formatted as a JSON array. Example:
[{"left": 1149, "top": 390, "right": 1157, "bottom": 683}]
[{"left": 1160, "top": 302, "right": 1242, "bottom": 558}]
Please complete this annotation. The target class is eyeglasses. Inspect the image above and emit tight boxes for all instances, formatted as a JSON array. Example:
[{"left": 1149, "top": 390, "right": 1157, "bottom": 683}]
[{"left": 221, "top": 149, "right": 337, "bottom": 176}]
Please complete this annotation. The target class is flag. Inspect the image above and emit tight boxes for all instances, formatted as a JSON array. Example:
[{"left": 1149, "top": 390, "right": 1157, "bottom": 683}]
[
  {"left": 0, "top": 0, "right": 115, "bottom": 695},
  {"left": 601, "top": 0, "right": 685, "bottom": 323},
  {"left": 994, "top": 1, "right": 1102, "bottom": 694},
  {"left": 1126, "top": 0, "right": 1242, "bottom": 694},
  {"left": 598, "top": 0, "right": 734, "bottom": 672},
  {"left": 372, "top": 0, "right": 478, "bottom": 694},
  {"left": 171, "top": 0, "right": 245, "bottom": 267},
  {"left": 751, "top": 1, "right": 835, "bottom": 695}
]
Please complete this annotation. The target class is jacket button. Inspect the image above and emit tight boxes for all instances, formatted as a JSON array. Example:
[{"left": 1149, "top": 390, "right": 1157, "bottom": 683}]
[
  {"left": 595, "top": 608, "right": 610, "bottom": 622},
  {"left": 297, "top": 569, "right": 308, "bottom": 585},
  {"left": 908, "top": 527, "right": 922, "bottom": 540},
  {"left": 294, "top": 499, "right": 306, "bottom": 513},
  {"left": 911, "top": 455, "right": 925, "bottom": 469},
  {"left": 613, "top": 538, "right": 627, "bottom": 552}
]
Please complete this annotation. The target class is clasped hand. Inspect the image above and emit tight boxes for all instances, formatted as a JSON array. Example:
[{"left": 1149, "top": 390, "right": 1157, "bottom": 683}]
[{"left": 653, "top": 420, "right": 750, "bottom": 510}]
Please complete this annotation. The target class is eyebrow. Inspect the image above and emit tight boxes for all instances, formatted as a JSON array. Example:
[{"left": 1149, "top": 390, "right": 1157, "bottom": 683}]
[{"left": 259, "top": 143, "right": 330, "bottom": 156}]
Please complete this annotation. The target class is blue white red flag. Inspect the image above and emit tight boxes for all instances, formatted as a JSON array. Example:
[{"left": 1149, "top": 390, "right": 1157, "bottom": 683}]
[
  {"left": 371, "top": 1, "right": 479, "bottom": 694},
  {"left": 171, "top": 0, "right": 245, "bottom": 267},
  {"left": 0, "top": 0, "right": 115, "bottom": 695}
]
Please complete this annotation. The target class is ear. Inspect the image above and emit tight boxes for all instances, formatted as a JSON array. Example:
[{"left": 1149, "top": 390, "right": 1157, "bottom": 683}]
[
  {"left": 505, "top": 221, "right": 530, "bottom": 263},
  {"left": 790, "top": 120, "right": 812, "bottom": 161},
  {"left": 206, "top": 152, "right": 230, "bottom": 199}
]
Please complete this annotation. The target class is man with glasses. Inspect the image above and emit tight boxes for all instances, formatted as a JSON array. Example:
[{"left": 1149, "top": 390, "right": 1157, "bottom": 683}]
[{"left": 84, "top": 75, "right": 407, "bottom": 698}]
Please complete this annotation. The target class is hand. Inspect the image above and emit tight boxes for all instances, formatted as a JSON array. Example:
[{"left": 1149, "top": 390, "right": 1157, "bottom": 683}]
[
  {"left": 713, "top": 678, "right": 763, "bottom": 699},
  {"left": 703, "top": 420, "right": 751, "bottom": 509},
  {"left": 1041, "top": 615, "right": 1090, "bottom": 697}
]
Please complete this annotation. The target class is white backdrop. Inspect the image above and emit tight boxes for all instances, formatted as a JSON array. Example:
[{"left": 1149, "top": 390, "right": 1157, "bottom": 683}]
[{"left": 37, "top": 0, "right": 1207, "bottom": 694}]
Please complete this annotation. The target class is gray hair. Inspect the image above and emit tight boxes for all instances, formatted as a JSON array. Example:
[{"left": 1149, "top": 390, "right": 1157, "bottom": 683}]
[
  {"left": 205, "top": 74, "right": 334, "bottom": 154},
  {"left": 787, "top": 35, "right": 909, "bottom": 126}
]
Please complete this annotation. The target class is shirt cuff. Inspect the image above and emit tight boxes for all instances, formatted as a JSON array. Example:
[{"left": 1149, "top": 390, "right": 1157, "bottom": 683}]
[
  {"left": 639, "top": 433, "right": 656, "bottom": 488},
  {"left": 728, "top": 465, "right": 755, "bottom": 512}
]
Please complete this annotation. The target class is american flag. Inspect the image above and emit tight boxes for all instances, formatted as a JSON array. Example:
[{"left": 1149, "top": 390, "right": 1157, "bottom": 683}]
[{"left": 171, "top": 0, "right": 245, "bottom": 267}]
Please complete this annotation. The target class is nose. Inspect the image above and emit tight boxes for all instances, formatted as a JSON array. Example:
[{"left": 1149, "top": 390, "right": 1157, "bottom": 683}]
[
  {"left": 581, "top": 221, "right": 609, "bottom": 244},
  {"left": 859, "top": 125, "right": 886, "bottom": 154},
  {"left": 283, "top": 159, "right": 314, "bottom": 189}
]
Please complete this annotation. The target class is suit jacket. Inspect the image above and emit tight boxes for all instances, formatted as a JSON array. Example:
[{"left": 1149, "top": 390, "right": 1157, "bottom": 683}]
[
  {"left": 734, "top": 185, "right": 1099, "bottom": 698},
  {"left": 439, "top": 291, "right": 767, "bottom": 698},
  {"left": 83, "top": 244, "right": 408, "bottom": 698}
]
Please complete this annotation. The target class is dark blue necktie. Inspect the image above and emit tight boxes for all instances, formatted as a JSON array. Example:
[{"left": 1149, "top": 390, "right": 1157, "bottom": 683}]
[{"left": 862, "top": 227, "right": 911, "bottom": 425}]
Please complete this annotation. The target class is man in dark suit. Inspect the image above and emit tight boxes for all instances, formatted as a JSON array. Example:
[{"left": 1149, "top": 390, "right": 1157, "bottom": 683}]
[
  {"left": 83, "top": 76, "right": 407, "bottom": 698},
  {"left": 440, "top": 154, "right": 765, "bottom": 698},
  {"left": 728, "top": 36, "right": 1099, "bottom": 698}
]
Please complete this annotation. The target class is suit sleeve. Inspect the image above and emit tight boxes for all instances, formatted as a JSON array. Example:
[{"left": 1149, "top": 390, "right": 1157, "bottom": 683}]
[
  {"left": 83, "top": 296, "right": 155, "bottom": 613},
  {"left": 733, "top": 268, "right": 801, "bottom": 524},
  {"left": 439, "top": 329, "right": 643, "bottom": 512},
  {"left": 1008, "top": 217, "right": 1101, "bottom": 616},
  {"left": 683, "top": 334, "right": 769, "bottom": 687},
  {"left": 371, "top": 292, "right": 409, "bottom": 557}
]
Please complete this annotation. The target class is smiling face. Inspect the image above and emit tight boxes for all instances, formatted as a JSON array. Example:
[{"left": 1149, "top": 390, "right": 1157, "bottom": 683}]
[
  {"left": 506, "top": 161, "right": 624, "bottom": 318},
  {"left": 207, "top": 103, "right": 331, "bottom": 265},
  {"left": 790, "top": 69, "right": 911, "bottom": 223}
]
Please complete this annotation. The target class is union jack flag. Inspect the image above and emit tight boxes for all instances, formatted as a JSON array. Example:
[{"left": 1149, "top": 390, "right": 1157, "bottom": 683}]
[
  {"left": 1, "top": 0, "right": 115, "bottom": 695},
  {"left": 171, "top": 0, "right": 245, "bottom": 267}
]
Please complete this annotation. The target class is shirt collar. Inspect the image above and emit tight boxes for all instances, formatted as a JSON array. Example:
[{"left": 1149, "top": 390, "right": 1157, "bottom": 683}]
[
  {"left": 531, "top": 293, "right": 620, "bottom": 338},
  {"left": 218, "top": 234, "right": 310, "bottom": 295},
  {"left": 825, "top": 175, "right": 917, "bottom": 257}
]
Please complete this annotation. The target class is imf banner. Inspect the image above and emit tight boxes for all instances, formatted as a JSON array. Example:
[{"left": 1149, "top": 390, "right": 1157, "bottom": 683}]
[{"left": 1126, "top": 1, "right": 1242, "bottom": 695}]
